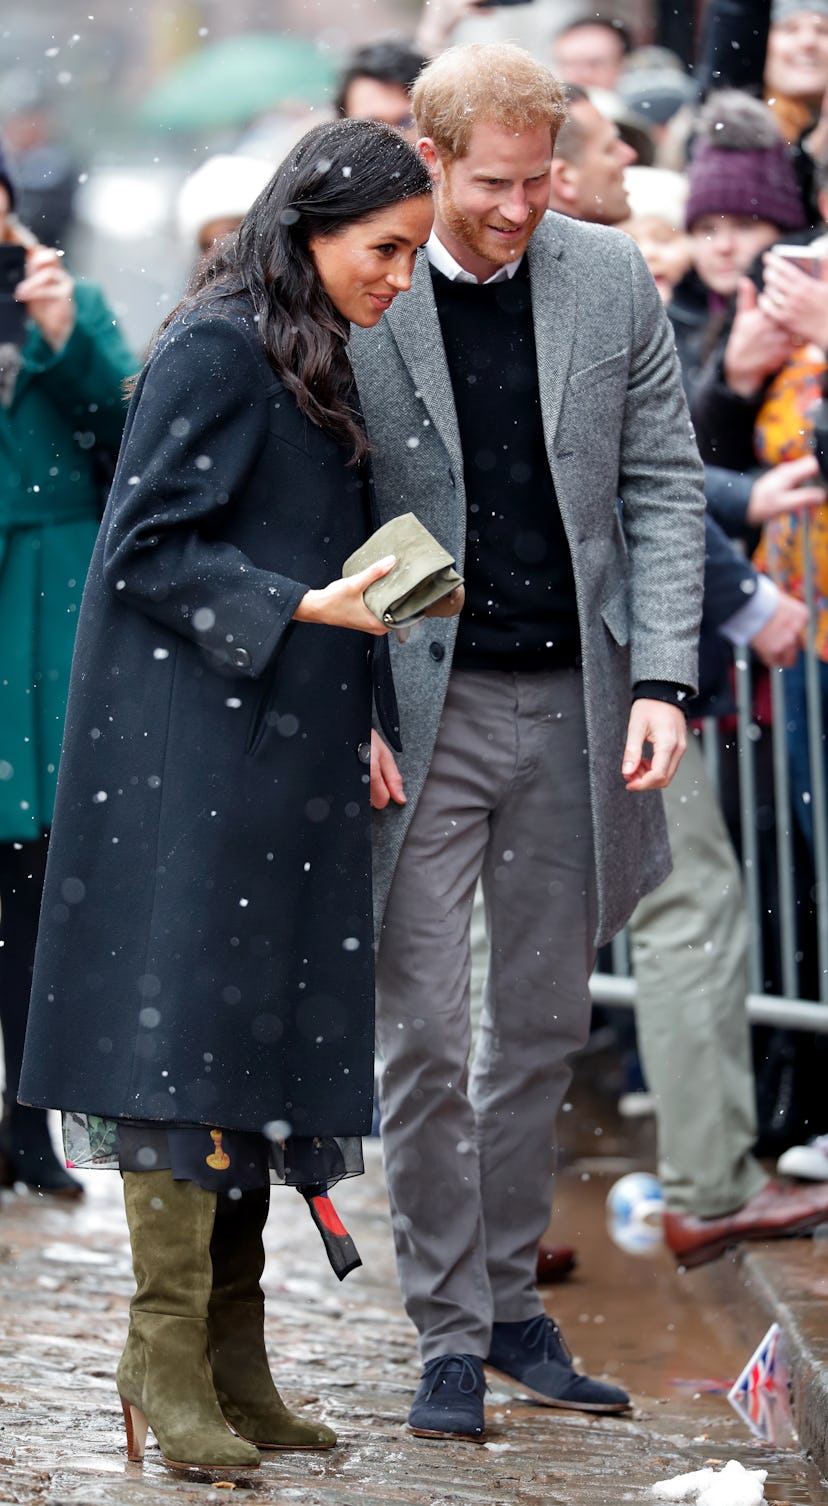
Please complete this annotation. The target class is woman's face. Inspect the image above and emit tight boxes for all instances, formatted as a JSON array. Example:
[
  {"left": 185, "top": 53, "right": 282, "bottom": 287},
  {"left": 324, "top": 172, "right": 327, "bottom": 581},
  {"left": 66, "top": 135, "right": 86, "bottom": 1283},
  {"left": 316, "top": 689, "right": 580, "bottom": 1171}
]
[
  {"left": 690, "top": 213, "right": 780, "bottom": 296},
  {"left": 765, "top": 10, "right": 828, "bottom": 104},
  {"left": 310, "top": 195, "right": 434, "bottom": 327}
]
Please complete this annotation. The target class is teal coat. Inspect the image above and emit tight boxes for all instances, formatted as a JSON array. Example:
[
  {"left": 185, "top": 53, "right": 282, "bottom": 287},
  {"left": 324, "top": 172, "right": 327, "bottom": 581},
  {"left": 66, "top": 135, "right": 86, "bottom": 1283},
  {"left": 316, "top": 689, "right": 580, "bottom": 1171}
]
[{"left": 0, "top": 283, "right": 136, "bottom": 840}]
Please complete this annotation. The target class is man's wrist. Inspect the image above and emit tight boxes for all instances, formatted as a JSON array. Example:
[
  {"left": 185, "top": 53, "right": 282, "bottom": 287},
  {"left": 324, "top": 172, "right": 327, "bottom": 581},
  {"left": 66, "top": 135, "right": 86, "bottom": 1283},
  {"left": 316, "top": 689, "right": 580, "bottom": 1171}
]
[{"left": 632, "top": 681, "right": 692, "bottom": 714}]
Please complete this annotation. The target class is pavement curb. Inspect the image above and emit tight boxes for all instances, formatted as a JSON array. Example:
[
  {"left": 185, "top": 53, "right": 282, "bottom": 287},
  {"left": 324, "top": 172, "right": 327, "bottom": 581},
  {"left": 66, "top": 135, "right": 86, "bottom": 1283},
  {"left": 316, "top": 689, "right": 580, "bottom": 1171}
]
[{"left": 738, "top": 1243, "right": 828, "bottom": 1480}]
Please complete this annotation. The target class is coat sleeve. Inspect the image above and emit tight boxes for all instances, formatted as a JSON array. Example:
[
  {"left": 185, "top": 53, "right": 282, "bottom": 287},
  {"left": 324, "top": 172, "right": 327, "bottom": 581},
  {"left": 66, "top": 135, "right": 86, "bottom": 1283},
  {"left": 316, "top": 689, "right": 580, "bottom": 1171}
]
[
  {"left": 617, "top": 236, "right": 706, "bottom": 693},
  {"left": 100, "top": 313, "right": 309, "bottom": 679},
  {"left": 23, "top": 282, "right": 137, "bottom": 457},
  {"left": 702, "top": 509, "right": 761, "bottom": 630},
  {"left": 690, "top": 351, "right": 765, "bottom": 468}
]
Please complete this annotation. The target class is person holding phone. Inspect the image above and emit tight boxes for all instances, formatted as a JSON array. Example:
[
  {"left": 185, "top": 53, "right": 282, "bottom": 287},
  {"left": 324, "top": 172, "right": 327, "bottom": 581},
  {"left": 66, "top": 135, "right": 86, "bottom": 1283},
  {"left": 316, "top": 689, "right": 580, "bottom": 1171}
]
[{"left": 0, "top": 139, "right": 137, "bottom": 1199}]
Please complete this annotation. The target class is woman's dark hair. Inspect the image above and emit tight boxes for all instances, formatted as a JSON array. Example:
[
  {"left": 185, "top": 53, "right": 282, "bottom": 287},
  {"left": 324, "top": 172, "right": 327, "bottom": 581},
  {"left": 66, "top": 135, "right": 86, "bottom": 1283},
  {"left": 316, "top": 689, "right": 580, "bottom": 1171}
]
[{"left": 174, "top": 118, "right": 432, "bottom": 462}]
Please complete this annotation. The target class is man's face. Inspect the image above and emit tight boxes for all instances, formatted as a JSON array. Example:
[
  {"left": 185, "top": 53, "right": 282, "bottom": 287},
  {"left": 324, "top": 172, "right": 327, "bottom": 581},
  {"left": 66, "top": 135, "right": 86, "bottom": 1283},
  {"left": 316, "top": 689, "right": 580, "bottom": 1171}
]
[
  {"left": 765, "top": 9, "right": 828, "bottom": 104},
  {"left": 423, "top": 119, "right": 553, "bottom": 282},
  {"left": 343, "top": 76, "right": 416, "bottom": 141},
  {"left": 0, "top": 184, "right": 10, "bottom": 240},
  {"left": 551, "top": 23, "right": 625, "bottom": 90},
  {"left": 559, "top": 99, "right": 636, "bottom": 226}
]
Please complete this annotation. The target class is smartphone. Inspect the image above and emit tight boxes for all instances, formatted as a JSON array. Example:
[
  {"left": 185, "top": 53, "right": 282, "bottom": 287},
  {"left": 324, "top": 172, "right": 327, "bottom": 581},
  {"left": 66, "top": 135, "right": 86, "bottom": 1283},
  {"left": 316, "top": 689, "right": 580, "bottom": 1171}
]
[
  {"left": 0, "top": 243, "right": 26, "bottom": 346},
  {"left": 771, "top": 243, "right": 827, "bottom": 277}
]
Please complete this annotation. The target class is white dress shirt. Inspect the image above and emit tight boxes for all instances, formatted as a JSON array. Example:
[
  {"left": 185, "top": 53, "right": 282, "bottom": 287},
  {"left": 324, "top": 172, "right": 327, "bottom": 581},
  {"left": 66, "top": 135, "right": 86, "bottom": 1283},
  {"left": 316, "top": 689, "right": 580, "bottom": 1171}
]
[{"left": 425, "top": 229, "right": 523, "bottom": 285}]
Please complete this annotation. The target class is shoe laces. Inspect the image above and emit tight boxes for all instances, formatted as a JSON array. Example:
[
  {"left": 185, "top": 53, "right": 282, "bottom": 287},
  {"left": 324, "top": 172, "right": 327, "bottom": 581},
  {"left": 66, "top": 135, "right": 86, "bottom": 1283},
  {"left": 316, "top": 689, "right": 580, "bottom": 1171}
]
[
  {"left": 421, "top": 1354, "right": 484, "bottom": 1400},
  {"left": 522, "top": 1314, "right": 573, "bottom": 1365}
]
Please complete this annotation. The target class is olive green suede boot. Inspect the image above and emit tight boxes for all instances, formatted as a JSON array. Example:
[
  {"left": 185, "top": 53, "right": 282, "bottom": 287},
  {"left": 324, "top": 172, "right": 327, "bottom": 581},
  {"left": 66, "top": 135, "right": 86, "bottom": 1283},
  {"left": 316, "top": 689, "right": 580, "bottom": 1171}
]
[
  {"left": 208, "top": 1185, "right": 337, "bottom": 1450},
  {"left": 117, "top": 1170, "right": 260, "bottom": 1473}
]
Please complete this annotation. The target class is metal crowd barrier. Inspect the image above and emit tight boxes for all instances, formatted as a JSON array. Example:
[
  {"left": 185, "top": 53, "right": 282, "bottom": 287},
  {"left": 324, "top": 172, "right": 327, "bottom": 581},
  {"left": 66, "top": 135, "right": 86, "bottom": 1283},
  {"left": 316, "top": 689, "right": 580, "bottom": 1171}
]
[{"left": 592, "top": 511, "right": 828, "bottom": 1034}]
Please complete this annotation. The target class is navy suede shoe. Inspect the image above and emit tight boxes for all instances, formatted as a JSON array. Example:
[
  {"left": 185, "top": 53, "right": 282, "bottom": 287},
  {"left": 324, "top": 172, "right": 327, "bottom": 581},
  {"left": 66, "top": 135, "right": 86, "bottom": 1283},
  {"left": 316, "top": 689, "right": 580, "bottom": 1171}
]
[
  {"left": 486, "top": 1315, "right": 630, "bottom": 1413},
  {"left": 407, "top": 1354, "right": 487, "bottom": 1441}
]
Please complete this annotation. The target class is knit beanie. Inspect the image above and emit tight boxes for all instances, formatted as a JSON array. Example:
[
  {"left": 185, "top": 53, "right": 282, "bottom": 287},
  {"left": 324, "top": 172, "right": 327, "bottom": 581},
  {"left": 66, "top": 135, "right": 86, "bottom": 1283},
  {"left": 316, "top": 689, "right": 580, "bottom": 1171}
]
[
  {"left": 684, "top": 91, "right": 807, "bottom": 231},
  {"left": 0, "top": 138, "right": 17, "bottom": 211},
  {"left": 771, "top": 0, "right": 828, "bottom": 23}
]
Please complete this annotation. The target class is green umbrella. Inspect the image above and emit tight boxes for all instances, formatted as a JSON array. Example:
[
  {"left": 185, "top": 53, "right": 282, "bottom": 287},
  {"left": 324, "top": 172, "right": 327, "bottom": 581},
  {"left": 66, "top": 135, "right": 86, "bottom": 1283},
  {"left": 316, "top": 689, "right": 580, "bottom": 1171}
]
[{"left": 139, "top": 32, "right": 337, "bottom": 131}]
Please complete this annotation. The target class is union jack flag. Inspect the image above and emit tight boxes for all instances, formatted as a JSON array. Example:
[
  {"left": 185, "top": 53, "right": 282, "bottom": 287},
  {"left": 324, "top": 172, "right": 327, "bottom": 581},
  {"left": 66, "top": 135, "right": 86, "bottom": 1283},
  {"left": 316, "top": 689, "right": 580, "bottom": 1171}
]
[{"left": 727, "top": 1322, "right": 782, "bottom": 1399}]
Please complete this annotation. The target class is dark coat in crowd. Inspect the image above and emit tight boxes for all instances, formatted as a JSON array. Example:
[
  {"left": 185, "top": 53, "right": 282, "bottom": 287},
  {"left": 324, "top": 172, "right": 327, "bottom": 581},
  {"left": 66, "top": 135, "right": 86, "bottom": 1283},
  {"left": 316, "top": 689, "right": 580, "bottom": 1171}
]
[{"left": 19, "top": 295, "right": 387, "bottom": 1140}]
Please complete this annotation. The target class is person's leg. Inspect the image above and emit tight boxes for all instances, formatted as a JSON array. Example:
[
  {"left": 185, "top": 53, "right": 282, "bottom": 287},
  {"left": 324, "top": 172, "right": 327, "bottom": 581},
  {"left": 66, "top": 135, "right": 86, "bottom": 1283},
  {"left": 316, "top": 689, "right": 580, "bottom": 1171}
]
[
  {"left": 0, "top": 833, "right": 82, "bottom": 1195},
  {"left": 117, "top": 1169, "right": 260, "bottom": 1472},
  {"left": 469, "top": 671, "right": 628, "bottom": 1413},
  {"left": 207, "top": 1185, "right": 336, "bottom": 1449},
  {"left": 472, "top": 669, "right": 596, "bottom": 1319},
  {"left": 376, "top": 672, "right": 503, "bottom": 1363},
  {"left": 629, "top": 734, "right": 766, "bottom": 1218}
]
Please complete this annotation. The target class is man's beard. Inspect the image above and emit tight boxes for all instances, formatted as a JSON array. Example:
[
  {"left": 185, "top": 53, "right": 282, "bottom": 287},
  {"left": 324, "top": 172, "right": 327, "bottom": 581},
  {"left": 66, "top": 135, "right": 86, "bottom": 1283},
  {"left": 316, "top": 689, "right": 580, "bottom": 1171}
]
[{"left": 438, "top": 184, "right": 537, "bottom": 268}]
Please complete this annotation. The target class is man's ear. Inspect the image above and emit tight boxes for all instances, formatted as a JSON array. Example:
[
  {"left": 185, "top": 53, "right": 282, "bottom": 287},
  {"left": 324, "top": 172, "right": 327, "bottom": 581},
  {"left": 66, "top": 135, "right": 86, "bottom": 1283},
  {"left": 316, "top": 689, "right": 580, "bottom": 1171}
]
[
  {"left": 417, "top": 137, "right": 445, "bottom": 187},
  {"left": 548, "top": 156, "right": 578, "bottom": 211}
]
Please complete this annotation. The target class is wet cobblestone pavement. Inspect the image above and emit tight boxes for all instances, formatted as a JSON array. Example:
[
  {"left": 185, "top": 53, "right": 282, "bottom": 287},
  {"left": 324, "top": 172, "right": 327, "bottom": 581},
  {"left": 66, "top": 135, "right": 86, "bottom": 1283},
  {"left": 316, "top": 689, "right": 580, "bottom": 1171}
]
[{"left": 1, "top": 1125, "right": 827, "bottom": 1506}]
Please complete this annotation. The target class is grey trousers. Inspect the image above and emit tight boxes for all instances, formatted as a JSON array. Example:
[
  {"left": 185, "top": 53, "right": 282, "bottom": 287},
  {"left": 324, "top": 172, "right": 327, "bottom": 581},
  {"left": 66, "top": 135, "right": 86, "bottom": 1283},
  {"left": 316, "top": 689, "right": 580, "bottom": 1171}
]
[
  {"left": 629, "top": 732, "right": 767, "bottom": 1217},
  {"left": 376, "top": 668, "right": 596, "bottom": 1361}
]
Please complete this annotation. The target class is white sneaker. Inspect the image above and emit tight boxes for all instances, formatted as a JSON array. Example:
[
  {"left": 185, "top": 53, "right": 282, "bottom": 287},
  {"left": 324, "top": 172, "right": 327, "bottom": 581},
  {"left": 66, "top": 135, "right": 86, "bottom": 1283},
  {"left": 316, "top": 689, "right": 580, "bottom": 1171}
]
[{"left": 777, "top": 1134, "right": 828, "bottom": 1181}]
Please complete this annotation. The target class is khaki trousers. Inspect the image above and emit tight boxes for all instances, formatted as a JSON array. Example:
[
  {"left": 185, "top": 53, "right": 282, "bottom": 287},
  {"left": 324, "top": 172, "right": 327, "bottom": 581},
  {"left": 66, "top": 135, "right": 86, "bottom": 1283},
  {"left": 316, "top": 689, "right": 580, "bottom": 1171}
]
[{"left": 629, "top": 732, "right": 767, "bottom": 1217}]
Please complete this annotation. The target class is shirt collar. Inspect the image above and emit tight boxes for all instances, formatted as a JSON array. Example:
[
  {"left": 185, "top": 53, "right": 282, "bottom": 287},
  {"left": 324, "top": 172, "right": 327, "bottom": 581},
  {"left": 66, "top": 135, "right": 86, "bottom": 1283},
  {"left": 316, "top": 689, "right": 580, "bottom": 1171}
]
[{"left": 425, "top": 229, "right": 523, "bottom": 284}]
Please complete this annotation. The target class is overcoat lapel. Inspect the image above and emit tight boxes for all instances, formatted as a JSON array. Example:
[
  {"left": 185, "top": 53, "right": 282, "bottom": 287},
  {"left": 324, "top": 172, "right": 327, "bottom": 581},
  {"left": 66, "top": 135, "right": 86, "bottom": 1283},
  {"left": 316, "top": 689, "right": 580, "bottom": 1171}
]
[
  {"left": 382, "top": 252, "right": 465, "bottom": 486},
  {"left": 527, "top": 216, "right": 576, "bottom": 466}
]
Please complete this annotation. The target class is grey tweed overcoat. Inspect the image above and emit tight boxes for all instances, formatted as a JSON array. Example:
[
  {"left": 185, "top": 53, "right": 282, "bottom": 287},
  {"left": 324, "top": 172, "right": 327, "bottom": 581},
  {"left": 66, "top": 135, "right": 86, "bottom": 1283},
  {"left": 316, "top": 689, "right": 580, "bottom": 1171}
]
[{"left": 350, "top": 212, "right": 706, "bottom": 947}]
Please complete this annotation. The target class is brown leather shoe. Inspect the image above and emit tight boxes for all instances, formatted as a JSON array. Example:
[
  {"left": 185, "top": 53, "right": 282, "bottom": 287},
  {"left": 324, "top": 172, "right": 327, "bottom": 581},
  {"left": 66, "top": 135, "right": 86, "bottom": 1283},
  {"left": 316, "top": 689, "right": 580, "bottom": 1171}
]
[
  {"left": 663, "top": 1179, "right": 828, "bottom": 1267},
  {"left": 536, "top": 1243, "right": 577, "bottom": 1284}
]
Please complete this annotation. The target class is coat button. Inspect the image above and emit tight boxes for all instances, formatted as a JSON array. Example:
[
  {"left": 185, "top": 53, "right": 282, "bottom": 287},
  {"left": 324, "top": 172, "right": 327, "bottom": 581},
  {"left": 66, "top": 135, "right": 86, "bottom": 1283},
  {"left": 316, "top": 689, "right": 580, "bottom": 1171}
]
[
  {"left": 429, "top": 641, "right": 445, "bottom": 663},
  {"left": 357, "top": 741, "right": 371, "bottom": 764},
  {"left": 230, "top": 647, "right": 251, "bottom": 670}
]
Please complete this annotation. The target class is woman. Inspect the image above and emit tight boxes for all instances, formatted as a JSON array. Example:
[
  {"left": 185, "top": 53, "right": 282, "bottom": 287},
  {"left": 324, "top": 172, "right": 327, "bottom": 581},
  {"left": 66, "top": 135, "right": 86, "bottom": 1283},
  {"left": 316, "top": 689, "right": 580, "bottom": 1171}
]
[
  {"left": 0, "top": 140, "right": 135, "bottom": 1198},
  {"left": 19, "top": 118, "right": 434, "bottom": 1475}
]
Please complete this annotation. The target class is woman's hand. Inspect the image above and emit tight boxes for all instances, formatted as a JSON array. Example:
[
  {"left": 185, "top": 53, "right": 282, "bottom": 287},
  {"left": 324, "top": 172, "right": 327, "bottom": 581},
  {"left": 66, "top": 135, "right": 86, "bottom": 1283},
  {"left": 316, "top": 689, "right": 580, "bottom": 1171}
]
[
  {"left": 758, "top": 250, "right": 828, "bottom": 349},
  {"left": 15, "top": 245, "right": 76, "bottom": 352},
  {"left": 293, "top": 555, "right": 395, "bottom": 635},
  {"left": 724, "top": 278, "right": 797, "bottom": 396}
]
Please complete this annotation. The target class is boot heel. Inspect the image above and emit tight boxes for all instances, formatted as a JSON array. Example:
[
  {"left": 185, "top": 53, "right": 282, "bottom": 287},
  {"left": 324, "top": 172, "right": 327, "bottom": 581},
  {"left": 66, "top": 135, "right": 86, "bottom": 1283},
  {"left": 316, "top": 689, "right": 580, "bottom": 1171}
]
[{"left": 120, "top": 1394, "right": 148, "bottom": 1463}]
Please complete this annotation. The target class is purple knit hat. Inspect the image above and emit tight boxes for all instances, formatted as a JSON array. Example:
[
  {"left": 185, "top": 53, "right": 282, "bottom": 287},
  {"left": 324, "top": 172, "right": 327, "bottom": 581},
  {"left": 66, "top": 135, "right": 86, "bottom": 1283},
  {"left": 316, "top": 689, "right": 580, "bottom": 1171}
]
[
  {"left": 685, "top": 136, "right": 806, "bottom": 230},
  {"left": 684, "top": 92, "right": 807, "bottom": 231}
]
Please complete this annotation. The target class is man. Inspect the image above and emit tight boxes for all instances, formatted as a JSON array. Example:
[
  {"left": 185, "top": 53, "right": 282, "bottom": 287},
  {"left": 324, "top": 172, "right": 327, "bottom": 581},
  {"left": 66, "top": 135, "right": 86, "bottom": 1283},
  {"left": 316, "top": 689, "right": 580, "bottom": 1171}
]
[
  {"left": 550, "top": 13, "right": 633, "bottom": 91},
  {"left": 335, "top": 39, "right": 427, "bottom": 142},
  {"left": 547, "top": 83, "right": 636, "bottom": 224},
  {"left": 550, "top": 90, "right": 828, "bottom": 1266},
  {"left": 350, "top": 43, "right": 706, "bottom": 1442}
]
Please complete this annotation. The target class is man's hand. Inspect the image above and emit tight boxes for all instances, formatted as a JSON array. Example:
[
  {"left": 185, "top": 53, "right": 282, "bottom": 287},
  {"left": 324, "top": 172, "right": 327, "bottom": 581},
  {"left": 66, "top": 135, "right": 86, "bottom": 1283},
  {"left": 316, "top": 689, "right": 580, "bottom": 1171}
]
[
  {"left": 415, "top": 0, "right": 488, "bottom": 55},
  {"left": 747, "top": 455, "right": 826, "bottom": 523},
  {"left": 750, "top": 591, "right": 808, "bottom": 669},
  {"left": 370, "top": 729, "right": 406, "bottom": 809},
  {"left": 423, "top": 583, "right": 465, "bottom": 618},
  {"left": 621, "top": 699, "right": 687, "bottom": 791},
  {"left": 15, "top": 244, "right": 76, "bottom": 352},
  {"left": 723, "top": 278, "right": 797, "bottom": 397}
]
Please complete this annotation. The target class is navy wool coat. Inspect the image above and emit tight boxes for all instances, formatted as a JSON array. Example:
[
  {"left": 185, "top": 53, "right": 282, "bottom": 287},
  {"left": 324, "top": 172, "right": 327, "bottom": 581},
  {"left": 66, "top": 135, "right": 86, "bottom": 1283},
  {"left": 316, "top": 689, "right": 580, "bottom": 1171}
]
[{"left": 20, "top": 295, "right": 382, "bottom": 1139}]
